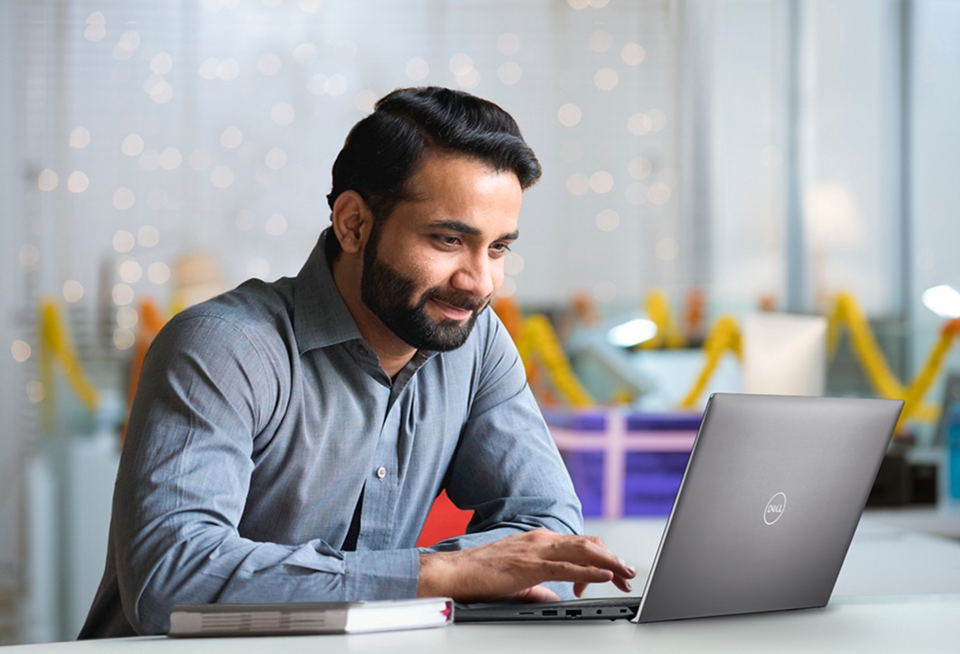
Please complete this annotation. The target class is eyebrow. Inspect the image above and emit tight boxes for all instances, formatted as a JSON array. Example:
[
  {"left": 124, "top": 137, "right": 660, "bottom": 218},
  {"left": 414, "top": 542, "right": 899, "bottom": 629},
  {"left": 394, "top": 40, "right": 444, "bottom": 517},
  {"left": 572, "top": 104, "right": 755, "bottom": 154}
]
[{"left": 430, "top": 220, "right": 519, "bottom": 241}]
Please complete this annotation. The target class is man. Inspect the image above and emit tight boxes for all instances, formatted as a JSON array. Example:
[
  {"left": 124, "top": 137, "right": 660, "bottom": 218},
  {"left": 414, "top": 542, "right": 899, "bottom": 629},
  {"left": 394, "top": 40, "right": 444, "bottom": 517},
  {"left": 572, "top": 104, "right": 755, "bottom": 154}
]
[{"left": 79, "top": 86, "right": 635, "bottom": 638}]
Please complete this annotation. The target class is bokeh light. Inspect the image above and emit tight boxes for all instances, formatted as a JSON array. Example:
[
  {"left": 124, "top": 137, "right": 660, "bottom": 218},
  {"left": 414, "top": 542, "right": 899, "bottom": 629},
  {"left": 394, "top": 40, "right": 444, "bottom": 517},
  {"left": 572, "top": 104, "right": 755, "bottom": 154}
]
[
  {"left": 159, "top": 147, "right": 183, "bottom": 170},
  {"left": 112, "top": 283, "right": 134, "bottom": 306},
  {"left": 116, "top": 307, "right": 139, "bottom": 329},
  {"left": 622, "top": 42, "right": 646, "bottom": 65},
  {"left": 84, "top": 12, "right": 106, "bottom": 42},
  {"left": 647, "top": 181, "right": 672, "bottom": 205},
  {"left": 566, "top": 173, "right": 590, "bottom": 196},
  {"left": 113, "top": 230, "right": 135, "bottom": 253},
  {"left": 138, "top": 225, "right": 160, "bottom": 248},
  {"left": 62, "top": 280, "right": 84, "bottom": 303},
  {"left": 497, "top": 62, "right": 523, "bottom": 85},
  {"left": 67, "top": 171, "right": 89, "bottom": 193},
  {"left": 558, "top": 103, "right": 583, "bottom": 127},
  {"left": 151, "top": 52, "right": 173, "bottom": 74},
  {"left": 594, "top": 67, "right": 619, "bottom": 91},
  {"left": 596, "top": 209, "right": 620, "bottom": 232},
  {"left": 628, "top": 157, "right": 653, "bottom": 179},
  {"left": 354, "top": 90, "right": 378, "bottom": 114},
  {"left": 590, "top": 171, "right": 615, "bottom": 194},
  {"left": 293, "top": 43, "right": 319, "bottom": 64},
  {"left": 405, "top": 59, "right": 430, "bottom": 81},
  {"left": 505, "top": 252, "right": 525, "bottom": 275},
  {"left": 19, "top": 245, "right": 39, "bottom": 268},
  {"left": 69, "top": 126, "right": 91, "bottom": 149},
  {"left": 220, "top": 125, "right": 244, "bottom": 148},
  {"left": 112, "top": 187, "right": 135, "bottom": 210},
  {"left": 113, "top": 328, "right": 135, "bottom": 350},
  {"left": 210, "top": 165, "right": 234, "bottom": 188},
  {"left": 11, "top": 340, "right": 32, "bottom": 363},
  {"left": 37, "top": 169, "right": 58, "bottom": 191},
  {"left": 271, "top": 103, "right": 296, "bottom": 125},
  {"left": 264, "top": 147, "right": 288, "bottom": 170},
  {"left": 118, "top": 259, "right": 142, "bottom": 284},
  {"left": 121, "top": 133, "right": 144, "bottom": 156},
  {"left": 25, "top": 381, "right": 45, "bottom": 403},
  {"left": 628, "top": 112, "right": 652, "bottom": 135},
  {"left": 265, "top": 213, "right": 288, "bottom": 236},
  {"left": 147, "top": 262, "right": 171, "bottom": 284}
]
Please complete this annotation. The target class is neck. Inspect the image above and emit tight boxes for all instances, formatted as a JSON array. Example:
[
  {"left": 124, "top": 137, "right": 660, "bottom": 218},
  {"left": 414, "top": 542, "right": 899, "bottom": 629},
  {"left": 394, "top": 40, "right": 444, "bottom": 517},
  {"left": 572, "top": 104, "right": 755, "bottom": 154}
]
[{"left": 331, "top": 254, "right": 416, "bottom": 378}]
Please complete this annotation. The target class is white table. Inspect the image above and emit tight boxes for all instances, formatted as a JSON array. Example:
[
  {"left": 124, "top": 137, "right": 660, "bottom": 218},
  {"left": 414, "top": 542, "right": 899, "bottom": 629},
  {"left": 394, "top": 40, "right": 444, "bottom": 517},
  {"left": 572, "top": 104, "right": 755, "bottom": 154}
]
[
  {"left": 4, "top": 595, "right": 958, "bottom": 654},
  {"left": 6, "top": 516, "right": 960, "bottom": 653}
]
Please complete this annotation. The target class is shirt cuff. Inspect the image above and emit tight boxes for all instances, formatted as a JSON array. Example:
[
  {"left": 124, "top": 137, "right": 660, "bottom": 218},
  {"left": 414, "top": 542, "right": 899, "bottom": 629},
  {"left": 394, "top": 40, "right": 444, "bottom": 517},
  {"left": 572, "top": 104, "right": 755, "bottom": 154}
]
[{"left": 341, "top": 548, "right": 420, "bottom": 600}]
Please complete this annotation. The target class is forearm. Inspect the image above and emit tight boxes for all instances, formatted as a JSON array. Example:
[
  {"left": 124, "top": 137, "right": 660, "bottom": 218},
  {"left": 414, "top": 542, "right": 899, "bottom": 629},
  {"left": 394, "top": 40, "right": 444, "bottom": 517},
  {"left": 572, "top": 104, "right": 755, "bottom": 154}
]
[{"left": 121, "top": 525, "right": 420, "bottom": 634}]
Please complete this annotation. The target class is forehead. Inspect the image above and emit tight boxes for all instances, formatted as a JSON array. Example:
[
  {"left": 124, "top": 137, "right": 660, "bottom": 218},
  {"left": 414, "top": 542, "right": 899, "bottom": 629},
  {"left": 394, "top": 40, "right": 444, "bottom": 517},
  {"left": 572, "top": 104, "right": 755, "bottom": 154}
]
[
  {"left": 384, "top": 153, "right": 523, "bottom": 231},
  {"left": 406, "top": 152, "right": 519, "bottom": 195}
]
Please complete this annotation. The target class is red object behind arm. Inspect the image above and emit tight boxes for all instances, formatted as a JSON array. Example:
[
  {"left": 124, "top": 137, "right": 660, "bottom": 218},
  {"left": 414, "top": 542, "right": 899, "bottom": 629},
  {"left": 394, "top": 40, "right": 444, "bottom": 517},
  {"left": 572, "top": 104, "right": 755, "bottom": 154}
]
[{"left": 416, "top": 491, "right": 472, "bottom": 548}]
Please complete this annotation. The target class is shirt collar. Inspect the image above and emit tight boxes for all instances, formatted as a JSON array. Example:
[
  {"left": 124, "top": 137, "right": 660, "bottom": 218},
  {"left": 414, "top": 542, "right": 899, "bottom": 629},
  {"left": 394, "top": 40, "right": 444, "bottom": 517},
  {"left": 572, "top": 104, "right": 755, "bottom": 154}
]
[{"left": 293, "top": 229, "right": 364, "bottom": 354}]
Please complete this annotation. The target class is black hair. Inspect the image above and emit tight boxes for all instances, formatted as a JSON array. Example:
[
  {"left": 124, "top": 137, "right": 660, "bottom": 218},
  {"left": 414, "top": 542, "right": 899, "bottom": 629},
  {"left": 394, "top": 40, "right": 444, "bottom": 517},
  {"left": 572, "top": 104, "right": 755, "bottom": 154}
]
[{"left": 324, "top": 86, "right": 541, "bottom": 260}]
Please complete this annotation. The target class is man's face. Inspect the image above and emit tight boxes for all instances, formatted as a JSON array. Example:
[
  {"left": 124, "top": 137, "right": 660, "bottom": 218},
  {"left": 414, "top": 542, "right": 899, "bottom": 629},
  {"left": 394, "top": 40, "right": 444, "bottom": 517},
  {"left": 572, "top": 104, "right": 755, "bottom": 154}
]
[{"left": 359, "top": 154, "right": 523, "bottom": 352}]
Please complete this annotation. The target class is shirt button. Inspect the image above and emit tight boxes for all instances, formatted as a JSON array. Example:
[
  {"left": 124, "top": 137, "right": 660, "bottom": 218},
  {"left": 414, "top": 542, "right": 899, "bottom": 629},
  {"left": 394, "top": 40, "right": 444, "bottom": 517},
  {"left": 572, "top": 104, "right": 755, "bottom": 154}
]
[
  {"left": 358, "top": 345, "right": 367, "bottom": 356},
  {"left": 376, "top": 466, "right": 387, "bottom": 479}
]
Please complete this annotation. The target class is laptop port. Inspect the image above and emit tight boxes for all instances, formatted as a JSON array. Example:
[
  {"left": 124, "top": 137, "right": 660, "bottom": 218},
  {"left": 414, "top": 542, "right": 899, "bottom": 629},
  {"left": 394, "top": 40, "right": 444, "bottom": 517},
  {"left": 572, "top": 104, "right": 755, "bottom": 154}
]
[
  {"left": 542, "top": 610, "right": 558, "bottom": 616},
  {"left": 565, "top": 610, "right": 582, "bottom": 618}
]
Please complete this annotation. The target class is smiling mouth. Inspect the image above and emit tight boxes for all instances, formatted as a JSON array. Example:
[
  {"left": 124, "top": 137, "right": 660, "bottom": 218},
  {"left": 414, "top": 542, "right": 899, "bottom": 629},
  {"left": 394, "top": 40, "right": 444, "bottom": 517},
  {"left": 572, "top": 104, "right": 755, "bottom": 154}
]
[{"left": 430, "top": 298, "right": 475, "bottom": 321}]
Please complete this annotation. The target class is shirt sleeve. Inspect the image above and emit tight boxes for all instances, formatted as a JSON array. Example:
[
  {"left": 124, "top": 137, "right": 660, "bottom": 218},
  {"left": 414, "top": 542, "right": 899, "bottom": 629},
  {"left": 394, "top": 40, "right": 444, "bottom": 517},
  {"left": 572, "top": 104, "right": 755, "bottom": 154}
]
[
  {"left": 422, "top": 313, "right": 585, "bottom": 597},
  {"left": 113, "top": 313, "right": 419, "bottom": 635}
]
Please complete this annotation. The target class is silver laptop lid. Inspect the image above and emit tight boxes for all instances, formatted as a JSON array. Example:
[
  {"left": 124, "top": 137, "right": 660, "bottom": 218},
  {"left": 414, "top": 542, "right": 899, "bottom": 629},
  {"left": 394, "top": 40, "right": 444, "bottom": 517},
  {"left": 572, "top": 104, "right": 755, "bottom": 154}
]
[{"left": 636, "top": 393, "right": 902, "bottom": 623}]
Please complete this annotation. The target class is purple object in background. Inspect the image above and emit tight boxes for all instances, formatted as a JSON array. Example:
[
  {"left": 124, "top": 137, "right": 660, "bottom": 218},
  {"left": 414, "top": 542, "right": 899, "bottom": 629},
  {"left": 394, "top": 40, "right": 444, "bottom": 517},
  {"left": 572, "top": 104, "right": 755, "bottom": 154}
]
[{"left": 548, "top": 410, "right": 702, "bottom": 516}]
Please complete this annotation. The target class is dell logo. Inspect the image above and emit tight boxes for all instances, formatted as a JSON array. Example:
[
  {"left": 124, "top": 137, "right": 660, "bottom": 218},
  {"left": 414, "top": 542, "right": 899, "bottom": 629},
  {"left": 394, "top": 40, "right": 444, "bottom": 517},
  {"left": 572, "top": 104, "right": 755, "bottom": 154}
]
[{"left": 764, "top": 492, "right": 787, "bottom": 525}]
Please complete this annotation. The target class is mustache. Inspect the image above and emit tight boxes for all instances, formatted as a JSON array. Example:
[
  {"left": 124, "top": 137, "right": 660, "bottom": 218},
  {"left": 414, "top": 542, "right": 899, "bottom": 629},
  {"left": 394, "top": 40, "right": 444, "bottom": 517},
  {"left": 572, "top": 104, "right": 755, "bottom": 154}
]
[{"left": 422, "top": 288, "right": 489, "bottom": 313}]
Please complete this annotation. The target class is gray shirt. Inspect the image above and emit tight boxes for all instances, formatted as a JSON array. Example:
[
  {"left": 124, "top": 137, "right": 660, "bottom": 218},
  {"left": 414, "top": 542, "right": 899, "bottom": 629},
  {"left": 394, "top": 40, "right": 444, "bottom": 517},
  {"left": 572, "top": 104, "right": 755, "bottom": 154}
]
[{"left": 79, "top": 231, "right": 583, "bottom": 638}]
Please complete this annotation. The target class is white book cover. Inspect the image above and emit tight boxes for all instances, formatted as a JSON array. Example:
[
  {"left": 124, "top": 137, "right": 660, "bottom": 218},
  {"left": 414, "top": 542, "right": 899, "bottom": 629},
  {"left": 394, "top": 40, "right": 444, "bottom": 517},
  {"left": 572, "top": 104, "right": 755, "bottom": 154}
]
[{"left": 168, "top": 597, "right": 454, "bottom": 637}]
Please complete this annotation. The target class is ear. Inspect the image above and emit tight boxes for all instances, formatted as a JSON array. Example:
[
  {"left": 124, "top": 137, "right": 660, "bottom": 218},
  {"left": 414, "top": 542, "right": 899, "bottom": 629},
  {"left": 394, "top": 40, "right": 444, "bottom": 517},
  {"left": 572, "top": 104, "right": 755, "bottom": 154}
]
[{"left": 331, "top": 191, "right": 373, "bottom": 255}]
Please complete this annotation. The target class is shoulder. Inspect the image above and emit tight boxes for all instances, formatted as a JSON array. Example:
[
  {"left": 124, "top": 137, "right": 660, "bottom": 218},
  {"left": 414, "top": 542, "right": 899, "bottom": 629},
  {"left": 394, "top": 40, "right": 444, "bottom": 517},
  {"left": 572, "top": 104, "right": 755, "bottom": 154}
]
[{"left": 156, "top": 279, "right": 295, "bottom": 367}]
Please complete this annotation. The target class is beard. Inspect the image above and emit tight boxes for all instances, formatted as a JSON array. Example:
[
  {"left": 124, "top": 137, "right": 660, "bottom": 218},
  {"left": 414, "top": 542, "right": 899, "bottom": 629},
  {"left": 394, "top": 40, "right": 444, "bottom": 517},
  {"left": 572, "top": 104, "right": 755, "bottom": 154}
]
[{"left": 360, "top": 229, "right": 489, "bottom": 352}]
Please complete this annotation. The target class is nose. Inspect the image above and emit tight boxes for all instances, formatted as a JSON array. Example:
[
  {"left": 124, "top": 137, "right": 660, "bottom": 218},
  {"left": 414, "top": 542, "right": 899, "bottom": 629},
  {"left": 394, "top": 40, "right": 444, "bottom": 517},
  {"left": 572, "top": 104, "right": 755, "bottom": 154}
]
[{"left": 452, "top": 250, "right": 496, "bottom": 299}]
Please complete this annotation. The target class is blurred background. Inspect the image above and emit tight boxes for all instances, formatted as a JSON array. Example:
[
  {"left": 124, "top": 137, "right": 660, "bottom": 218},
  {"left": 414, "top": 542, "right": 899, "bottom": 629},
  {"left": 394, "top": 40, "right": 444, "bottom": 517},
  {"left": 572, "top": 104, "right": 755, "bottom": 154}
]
[{"left": 2, "top": 0, "right": 960, "bottom": 644}]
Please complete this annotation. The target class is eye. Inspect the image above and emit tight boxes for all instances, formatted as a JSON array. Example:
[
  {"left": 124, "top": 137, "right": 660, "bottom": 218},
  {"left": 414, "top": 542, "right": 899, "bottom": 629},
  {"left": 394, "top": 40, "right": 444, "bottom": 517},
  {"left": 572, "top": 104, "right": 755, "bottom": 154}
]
[
  {"left": 434, "top": 235, "right": 462, "bottom": 247},
  {"left": 489, "top": 242, "right": 512, "bottom": 257}
]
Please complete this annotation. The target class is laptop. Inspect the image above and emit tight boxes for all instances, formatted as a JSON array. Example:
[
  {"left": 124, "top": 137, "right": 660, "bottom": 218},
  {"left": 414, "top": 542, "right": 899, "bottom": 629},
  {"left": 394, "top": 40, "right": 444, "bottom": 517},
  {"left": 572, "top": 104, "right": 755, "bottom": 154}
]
[{"left": 455, "top": 393, "right": 902, "bottom": 624}]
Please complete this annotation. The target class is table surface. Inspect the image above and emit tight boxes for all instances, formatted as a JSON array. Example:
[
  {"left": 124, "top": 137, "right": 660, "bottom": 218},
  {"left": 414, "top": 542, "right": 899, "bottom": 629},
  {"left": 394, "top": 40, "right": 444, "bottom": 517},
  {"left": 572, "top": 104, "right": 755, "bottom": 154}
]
[{"left": 7, "top": 514, "right": 960, "bottom": 653}]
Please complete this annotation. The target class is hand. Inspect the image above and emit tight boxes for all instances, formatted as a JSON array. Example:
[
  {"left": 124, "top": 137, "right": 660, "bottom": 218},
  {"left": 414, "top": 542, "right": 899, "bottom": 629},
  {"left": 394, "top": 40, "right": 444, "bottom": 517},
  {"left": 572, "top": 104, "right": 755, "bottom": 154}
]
[{"left": 417, "top": 530, "right": 636, "bottom": 603}]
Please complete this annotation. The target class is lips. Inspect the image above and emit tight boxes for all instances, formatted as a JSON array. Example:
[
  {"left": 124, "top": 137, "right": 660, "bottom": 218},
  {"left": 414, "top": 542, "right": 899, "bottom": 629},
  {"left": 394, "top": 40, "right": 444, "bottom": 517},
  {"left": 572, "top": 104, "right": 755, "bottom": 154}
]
[{"left": 430, "top": 298, "right": 474, "bottom": 321}]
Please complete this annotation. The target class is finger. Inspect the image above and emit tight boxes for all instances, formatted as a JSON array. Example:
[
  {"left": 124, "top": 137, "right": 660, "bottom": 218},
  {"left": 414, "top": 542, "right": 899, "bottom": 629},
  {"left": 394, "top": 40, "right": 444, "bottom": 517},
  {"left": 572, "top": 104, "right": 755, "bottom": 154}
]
[
  {"left": 547, "top": 537, "right": 636, "bottom": 579},
  {"left": 612, "top": 574, "right": 633, "bottom": 594},
  {"left": 540, "top": 560, "right": 616, "bottom": 585},
  {"left": 573, "top": 582, "right": 587, "bottom": 597},
  {"left": 514, "top": 584, "right": 561, "bottom": 603}
]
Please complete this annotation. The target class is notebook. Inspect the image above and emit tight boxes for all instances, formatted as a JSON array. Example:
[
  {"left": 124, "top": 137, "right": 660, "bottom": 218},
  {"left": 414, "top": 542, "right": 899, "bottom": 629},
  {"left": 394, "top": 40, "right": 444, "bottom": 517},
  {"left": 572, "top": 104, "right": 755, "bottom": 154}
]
[{"left": 455, "top": 393, "right": 902, "bottom": 624}]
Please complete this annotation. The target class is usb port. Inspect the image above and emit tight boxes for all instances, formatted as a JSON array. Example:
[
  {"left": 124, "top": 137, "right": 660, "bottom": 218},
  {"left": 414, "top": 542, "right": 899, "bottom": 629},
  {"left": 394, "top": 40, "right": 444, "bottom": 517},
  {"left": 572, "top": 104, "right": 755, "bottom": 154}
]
[{"left": 542, "top": 610, "right": 558, "bottom": 616}]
